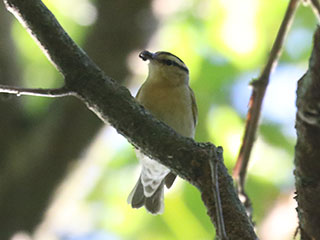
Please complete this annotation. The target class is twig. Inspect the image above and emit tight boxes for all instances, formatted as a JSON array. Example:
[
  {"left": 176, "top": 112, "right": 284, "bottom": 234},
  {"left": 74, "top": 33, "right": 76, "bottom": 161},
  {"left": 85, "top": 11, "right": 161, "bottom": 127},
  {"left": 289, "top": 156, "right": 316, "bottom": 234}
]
[
  {"left": 232, "top": 0, "right": 301, "bottom": 215},
  {"left": 0, "top": 85, "right": 74, "bottom": 97},
  {"left": 209, "top": 146, "right": 228, "bottom": 240},
  {"left": 309, "top": 0, "right": 320, "bottom": 20}
]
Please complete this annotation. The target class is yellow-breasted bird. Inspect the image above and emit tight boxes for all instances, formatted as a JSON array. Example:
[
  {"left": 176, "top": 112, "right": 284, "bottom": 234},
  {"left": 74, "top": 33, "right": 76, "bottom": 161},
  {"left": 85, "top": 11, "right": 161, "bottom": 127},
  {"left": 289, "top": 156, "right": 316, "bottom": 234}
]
[{"left": 127, "top": 50, "right": 198, "bottom": 214}]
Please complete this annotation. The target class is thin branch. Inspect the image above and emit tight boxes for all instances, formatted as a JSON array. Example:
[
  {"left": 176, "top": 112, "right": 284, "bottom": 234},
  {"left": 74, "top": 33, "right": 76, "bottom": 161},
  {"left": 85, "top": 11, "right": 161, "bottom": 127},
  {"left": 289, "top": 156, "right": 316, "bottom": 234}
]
[
  {"left": 233, "top": 0, "right": 301, "bottom": 215},
  {"left": 309, "top": 0, "right": 320, "bottom": 20},
  {"left": 0, "top": 85, "right": 74, "bottom": 97},
  {"left": 209, "top": 146, "right": 228, "bottom": 240}
]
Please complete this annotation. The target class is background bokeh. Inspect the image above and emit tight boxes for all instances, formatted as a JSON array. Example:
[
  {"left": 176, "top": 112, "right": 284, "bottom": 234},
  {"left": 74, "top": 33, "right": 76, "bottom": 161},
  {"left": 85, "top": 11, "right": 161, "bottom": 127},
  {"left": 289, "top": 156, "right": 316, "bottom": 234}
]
[{"left": 1, "top": 0, "right": 318, "bottom": 240}]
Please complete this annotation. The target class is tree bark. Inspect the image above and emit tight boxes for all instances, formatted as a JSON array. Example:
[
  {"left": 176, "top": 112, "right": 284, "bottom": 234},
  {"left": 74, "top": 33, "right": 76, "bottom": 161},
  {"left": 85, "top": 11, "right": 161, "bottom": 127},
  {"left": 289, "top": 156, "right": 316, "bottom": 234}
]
[{"left": 295, "top": 26, "right": 320, "bottom": 240}]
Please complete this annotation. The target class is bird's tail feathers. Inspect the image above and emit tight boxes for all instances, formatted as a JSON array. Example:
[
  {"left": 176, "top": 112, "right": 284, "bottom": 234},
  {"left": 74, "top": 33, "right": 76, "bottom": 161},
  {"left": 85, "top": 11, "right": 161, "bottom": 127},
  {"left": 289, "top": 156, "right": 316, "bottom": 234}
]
[
  {"left": 127, "top": 176, "right": 165, "bottom": 215},
  {"left": 127, "top": 176, "right": 145, "bottom": 209}
]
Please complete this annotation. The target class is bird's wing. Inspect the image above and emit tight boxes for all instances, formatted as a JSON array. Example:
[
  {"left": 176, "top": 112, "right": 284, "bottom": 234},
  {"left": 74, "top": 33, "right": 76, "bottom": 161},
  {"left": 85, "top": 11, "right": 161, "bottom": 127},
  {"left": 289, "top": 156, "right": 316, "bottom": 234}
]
[{"left": 189, "top": 86, "right": 198, "bottom": 127}]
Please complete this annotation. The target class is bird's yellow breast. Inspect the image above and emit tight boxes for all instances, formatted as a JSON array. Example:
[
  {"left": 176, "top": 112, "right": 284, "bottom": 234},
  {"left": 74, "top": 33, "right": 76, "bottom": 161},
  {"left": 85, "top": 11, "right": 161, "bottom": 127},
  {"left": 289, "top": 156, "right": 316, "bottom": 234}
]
[{"left": 136, "top": 82, "right": 195, "bottom": 138}]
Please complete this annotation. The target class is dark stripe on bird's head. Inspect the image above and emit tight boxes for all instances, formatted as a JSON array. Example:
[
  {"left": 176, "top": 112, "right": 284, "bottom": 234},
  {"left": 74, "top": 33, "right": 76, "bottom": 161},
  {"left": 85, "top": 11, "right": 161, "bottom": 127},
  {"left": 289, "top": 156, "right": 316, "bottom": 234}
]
[
  {"left": 154, "top": 51, "right": 189, "bottom": 73},
  {"left": 139, "top": 50, "right": 189, "bottom": 73},
  {"left": 156, "top": 58, "right": 189, "bottom": 73},
  {"left": 155, "top": 51, "right": 185, "bottom": 64}
]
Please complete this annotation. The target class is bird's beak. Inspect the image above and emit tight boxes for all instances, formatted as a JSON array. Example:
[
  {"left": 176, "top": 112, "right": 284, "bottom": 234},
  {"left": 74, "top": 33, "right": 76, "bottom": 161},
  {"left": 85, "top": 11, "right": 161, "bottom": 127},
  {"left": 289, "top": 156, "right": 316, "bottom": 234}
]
[{"left": 139, "top": 50, "right": 154, "bottom": 61}]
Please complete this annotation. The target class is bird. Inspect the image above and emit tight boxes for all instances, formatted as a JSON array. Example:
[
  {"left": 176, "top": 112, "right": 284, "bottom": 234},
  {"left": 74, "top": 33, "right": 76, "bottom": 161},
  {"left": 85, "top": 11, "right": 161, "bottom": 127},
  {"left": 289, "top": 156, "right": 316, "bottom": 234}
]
[{"left": 127, "top": 50, "right": 198, "bottom": 214}]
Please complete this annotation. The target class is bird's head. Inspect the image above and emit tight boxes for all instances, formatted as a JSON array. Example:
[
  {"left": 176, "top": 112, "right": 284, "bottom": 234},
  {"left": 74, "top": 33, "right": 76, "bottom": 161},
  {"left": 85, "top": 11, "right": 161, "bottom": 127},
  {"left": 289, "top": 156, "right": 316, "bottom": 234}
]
[{"left": 139, "top": 50, "right": 189, "bottom": 86}]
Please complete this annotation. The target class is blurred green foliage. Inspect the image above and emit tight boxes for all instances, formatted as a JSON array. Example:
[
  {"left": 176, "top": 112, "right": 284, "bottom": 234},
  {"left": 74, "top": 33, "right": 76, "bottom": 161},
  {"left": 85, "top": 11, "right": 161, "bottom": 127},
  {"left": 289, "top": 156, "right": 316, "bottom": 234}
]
[{"left": 9, "top": 0, "right": 318, "bottom": 239}]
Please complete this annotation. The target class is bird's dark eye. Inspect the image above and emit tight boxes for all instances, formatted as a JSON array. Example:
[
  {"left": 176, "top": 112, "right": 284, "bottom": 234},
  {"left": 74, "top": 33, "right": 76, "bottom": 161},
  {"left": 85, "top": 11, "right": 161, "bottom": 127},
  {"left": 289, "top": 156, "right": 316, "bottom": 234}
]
[{"left": 165, "top": 60, "right": 173, "bottom": 66}]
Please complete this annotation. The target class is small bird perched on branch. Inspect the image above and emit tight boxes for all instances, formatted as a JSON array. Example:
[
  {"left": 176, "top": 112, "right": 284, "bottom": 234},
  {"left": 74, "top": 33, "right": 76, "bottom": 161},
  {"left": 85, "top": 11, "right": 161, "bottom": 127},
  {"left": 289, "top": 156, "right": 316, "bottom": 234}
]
[{"left": 127, "top": 50, "right": 198, "bottom": 214}]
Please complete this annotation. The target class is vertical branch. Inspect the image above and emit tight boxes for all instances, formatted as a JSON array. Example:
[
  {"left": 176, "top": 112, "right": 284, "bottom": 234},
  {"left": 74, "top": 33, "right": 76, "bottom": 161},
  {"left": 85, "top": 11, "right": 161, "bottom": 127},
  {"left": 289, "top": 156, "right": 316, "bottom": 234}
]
[
  {"left": 233, "top": 0, "right": 301, "bottom": 214},
  {"left": 295, "top": 26, "right": 320, "bottom": 240},
  {"left": 209, "top": 146, "right": 228, "bottom": 240}
]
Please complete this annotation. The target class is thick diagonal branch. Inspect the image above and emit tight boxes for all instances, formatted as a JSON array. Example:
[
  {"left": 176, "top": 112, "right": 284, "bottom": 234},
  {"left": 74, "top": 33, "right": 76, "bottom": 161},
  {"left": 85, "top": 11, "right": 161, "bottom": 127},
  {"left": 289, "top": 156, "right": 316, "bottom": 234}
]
[{"left": 3, "top": 0, "right": 257, "bottom": 238}]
